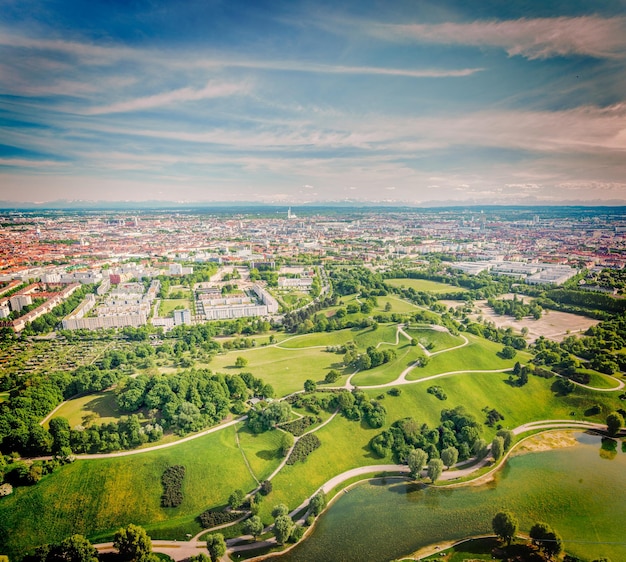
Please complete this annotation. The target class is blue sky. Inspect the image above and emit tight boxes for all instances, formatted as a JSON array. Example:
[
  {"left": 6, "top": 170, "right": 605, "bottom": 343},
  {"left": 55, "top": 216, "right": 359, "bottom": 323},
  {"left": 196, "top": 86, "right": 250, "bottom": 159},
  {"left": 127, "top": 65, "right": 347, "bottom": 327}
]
[{"left": 1, "top": 0, "right": 625, "bottom": 204}]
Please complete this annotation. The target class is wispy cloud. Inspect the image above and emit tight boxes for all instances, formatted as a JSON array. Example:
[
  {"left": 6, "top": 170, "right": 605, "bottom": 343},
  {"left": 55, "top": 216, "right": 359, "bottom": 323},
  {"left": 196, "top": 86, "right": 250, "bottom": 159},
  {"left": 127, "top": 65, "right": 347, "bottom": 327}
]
[
  {"left": 371, "top": 16, "right": 626, "bottom": 59},
  {"left": 84, "top": 80, "right": 249, "bottom": 115}
]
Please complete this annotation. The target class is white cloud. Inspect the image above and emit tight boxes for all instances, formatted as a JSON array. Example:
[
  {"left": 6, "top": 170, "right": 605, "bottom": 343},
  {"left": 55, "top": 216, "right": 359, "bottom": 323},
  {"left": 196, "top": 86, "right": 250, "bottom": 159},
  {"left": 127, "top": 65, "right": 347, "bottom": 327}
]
[
  {"left": 371, "top": 16, "right": 626, "bottom": 59},
  {"left": 85, "top": 80, "right": 249, "bottom": 115}
]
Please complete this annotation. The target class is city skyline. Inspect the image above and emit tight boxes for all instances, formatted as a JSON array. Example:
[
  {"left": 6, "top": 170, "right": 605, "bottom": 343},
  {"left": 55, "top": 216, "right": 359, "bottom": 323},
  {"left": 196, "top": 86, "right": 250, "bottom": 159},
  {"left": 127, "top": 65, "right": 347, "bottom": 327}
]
[{"left": 1, "top": 0, "right": 625, "bottom": 205}]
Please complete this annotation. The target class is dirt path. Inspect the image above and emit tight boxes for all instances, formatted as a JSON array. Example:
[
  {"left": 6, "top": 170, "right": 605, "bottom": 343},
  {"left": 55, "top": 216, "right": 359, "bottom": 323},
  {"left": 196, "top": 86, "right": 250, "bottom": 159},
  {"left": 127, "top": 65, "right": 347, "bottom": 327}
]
[{"left": 235, "top": 428, "right": 259, "bottom": 485}]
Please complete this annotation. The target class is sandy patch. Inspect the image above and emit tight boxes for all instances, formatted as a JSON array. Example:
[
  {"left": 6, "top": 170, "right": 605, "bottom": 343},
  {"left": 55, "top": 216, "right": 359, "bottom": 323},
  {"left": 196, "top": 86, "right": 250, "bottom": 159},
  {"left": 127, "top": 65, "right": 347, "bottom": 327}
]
[
  {"left": 471, "top": 295, "right": 599, "bottom": 342},
  {"left": 512, "top": 431, "right": 579, "bottom": 456}
]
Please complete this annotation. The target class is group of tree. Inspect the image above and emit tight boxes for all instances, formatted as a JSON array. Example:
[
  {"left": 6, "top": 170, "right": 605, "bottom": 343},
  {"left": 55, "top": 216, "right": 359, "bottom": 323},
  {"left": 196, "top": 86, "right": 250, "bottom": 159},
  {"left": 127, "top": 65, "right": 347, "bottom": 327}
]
[
  {"left": 24, "top": 523, "right": 158, "bottom": 562},
  {"left": 492, "top": 511, "right": 564, "bottom": 559},
  {"left": 370, "top": 406, "right": 514, "bottom": 476},
  {"left": 343, "top": 345, "right": 397, "bottom": 371},
  {"left": 281, "top": 294, "right": 338, "bottom": 333},
  {"left": 487, "top": 295, "right": 542, "bottom": 320}
]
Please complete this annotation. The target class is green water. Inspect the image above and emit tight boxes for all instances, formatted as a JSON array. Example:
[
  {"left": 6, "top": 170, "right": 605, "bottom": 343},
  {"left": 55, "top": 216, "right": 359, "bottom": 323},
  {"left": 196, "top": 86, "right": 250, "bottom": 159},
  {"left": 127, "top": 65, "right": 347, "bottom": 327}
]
[{"left": 279, "top": 433, "right": 626, "bottom": 562}]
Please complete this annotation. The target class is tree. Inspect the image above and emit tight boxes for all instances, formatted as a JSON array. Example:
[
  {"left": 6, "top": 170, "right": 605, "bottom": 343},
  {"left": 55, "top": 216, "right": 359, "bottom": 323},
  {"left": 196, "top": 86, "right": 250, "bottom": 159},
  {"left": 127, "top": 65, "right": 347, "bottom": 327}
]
[
  {"left": 500, "top": 345, "right": 517, "bottom": 359},
  {"left": 205, "top": 533, "right": 226, "bottom": 562},
  {"left": 496, "top": 429, "right": 513, "bottom": 450},
  {"left": 228, "top": 489, "right": 245, "bottom": 509},
  {"left": 441, "top": 446, "right": 459, "bottom": 470},
  {"left": 280, "top": 432, "right": 294, "bottom": 457},
  {"left": 260, "top": 479, "right": 273, "bottom": 495},
  {"left": 309, "top": 490, "right": 327, "bottom": 516},
  {"left": 273, "top": 514, "right": 294, "bottom": 544},
  {"left": 304, "top": 379, "right": 316, "bottom": 392},
  {"left": 55, "top": 534, "right": 98, "bottom": 561},
  {"left": 492, "top": 511, "right": 518, "bottom": 546},
  {"left": 49, "top": 417, "right": 71, "bottom": 455},
  {"left": 188, "top": 555, "right": 211, "bottom": 562},
  {"left": 491, "top": 436, "right": 505, "bottom": 461},
  {"left": 427, "top": 458, "right": 444, "bottom": 483},
  {"left": 473, "top": 438, "right": 488, "bottom": 459},
  {"left": 234, "top": 356, "right": 248, "bottom": 368},
  {"left": 244, "top": 515, "right": 264, "bottom": 540},
  {"left": 272, "top": 503, "right": 289, "bottom": 518},
  {"left": 606, "top": 411, "right": 623, "bottom": 437},
  {"left": 407, "top": 448, "right": 428, "bottom": 479},
  {"left": 113, "top": 523, "right": 153, "bottom": 561},
  {"left": 324, "top": 370, "right": 340, "bottom": 384},
  {"left": 530, "top": 522, "right": 562, "bottom": 559}
]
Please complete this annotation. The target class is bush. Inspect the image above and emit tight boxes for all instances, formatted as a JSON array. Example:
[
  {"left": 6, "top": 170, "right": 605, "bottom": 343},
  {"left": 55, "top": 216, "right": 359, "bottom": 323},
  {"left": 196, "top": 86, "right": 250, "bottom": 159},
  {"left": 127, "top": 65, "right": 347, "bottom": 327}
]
[
  {"left": 280, "top": 416, "right": 319, "bottom": 436},
  {"left": 161, "top": 465, "right": 186, "bottom": 507},
  {"left": 427, "top": 385, "right": 447, "bottom": 401},
  {"left": 198, "top": 509, "right": 241, "bottom": 528},
  {"left": 387, "top": 387, "right": 402, "bottom": 396},
  {"left": 286, "top": 434, "right": 321, "bottom": 465}
]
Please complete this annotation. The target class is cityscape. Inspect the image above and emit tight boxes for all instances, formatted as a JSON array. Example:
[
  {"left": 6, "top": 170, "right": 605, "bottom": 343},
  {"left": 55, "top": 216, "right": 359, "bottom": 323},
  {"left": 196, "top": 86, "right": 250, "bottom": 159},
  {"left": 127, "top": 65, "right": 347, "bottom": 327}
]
[
  {"left": 0, "top": 205, "right": 625, "bottom": 561},
  {"left": 2, "top": 0, "right": 626, "bottom": 560}
]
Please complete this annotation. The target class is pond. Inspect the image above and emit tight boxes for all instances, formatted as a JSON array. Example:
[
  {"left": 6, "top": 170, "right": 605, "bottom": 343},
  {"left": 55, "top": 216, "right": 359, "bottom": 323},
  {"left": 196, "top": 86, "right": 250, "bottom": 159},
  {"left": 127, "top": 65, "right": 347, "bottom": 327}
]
[{"left": 279, "top": 433, "right": 626, "bottom": 562}]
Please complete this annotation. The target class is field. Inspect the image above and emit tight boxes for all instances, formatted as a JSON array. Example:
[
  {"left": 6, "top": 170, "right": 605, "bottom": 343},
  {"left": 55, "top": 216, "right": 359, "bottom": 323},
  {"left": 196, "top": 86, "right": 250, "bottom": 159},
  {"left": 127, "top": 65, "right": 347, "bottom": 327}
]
[
  {"left": 45, "top": 390, "right": 121, "bottom": 428},
  {"left": 3, "top": 300, "right": 624, "bottom": 558},
  {"left": 159, "top": 299, "right": 192, "bottom": 316},
  {"left": 0, "top": 424, "right": 285, "bottom": 556},
  {"left": 385, "top": 278, "right": 467, "bottom": 294}
]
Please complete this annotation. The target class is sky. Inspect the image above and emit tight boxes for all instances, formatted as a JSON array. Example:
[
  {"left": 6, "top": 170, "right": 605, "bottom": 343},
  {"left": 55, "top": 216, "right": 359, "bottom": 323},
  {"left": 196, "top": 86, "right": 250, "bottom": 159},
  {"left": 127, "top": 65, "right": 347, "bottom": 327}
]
[{"left": 1, "top": 0, "right": 625, "bottom": 205}]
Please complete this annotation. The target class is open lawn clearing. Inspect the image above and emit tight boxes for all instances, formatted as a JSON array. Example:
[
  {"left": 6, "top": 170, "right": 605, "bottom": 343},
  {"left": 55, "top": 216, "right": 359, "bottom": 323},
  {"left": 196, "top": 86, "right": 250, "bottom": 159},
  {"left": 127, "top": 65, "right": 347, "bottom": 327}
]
[
  {"left": 472, "top": 298, "right": 599, "bottom": 342},
  {"left": 0, "top": 392, "right": 8, "bottom": 403},
  {"left": 45, "top": 390, "right": 121, "bottom": 429},
  {"left": 257, "top": 415, "right": 380, "bottom": 524},
  {"left": 237, "top": 425, "right": 285, "bottom": 482},
  {"left": 405, "top": 334, "right": 531, "bottom": 381},
  {"left": 208, "top": 346, "right": 348, "bottom": 396},
  {"left": 276, "top": 329, "right": 363, "bottom": 349},
  {"left": 159, "top": 299, "right": 192, "bottom": 316},
  {"left": 0, "top": 425, "right": 256, "bottom": 557},
  {"left": 370, "top": 370, "right": 622, "bottom": 446},
  {"left": 372, "top": 295, "right": 420, "bottom": 314},
  {"left": 576, "top": 368, "right": 623, "bottom": 389},
  {"left": 385, "top": 278, "right": 467, "bottom": 294},
  {"left": 404, "top": 327, "right": 465, "bottom": 352},
  {"left": 350, "top": 343, "right": 424, "bottom": 387}
]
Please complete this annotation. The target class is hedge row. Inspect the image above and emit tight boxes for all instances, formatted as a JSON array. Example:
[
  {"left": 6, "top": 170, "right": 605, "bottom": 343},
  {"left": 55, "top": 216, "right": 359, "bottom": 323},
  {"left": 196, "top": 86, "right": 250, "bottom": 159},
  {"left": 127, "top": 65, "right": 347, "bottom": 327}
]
[
  {"left": 279, "top": 416, "right": 320, "bottom": 436},
  {"left": 161, "top": 465, "right": 185, "bottom": 508},
  {"left": 198, "top": 508, "right": 241, "bottom": 528},
  {"left": 286, "top": 433, "right": 321, "bottom": 465}
]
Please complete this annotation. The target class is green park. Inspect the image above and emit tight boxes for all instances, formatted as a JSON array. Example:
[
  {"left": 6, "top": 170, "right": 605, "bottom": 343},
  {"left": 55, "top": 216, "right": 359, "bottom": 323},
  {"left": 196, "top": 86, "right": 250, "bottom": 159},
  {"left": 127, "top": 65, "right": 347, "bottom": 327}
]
[{"left": 1, "top": 267, "right": 625, "bottom": 562}]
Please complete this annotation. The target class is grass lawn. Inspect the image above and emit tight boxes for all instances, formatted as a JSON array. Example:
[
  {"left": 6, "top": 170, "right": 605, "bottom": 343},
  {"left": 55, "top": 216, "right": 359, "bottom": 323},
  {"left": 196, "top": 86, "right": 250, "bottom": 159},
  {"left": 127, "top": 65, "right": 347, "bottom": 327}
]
[
  {"left": 576, "top": 368, "right": 622, "bottom": 389},
  {"left": 159, "top": 299, "right": 192, "bottom": 316},
  {"left": 46, "top": 390, "right": 121, "bottom": 428},
  {"left": 209, "top": 346, "right": 349, "bottom": 396},
  {"left": 385, "top": 278, "right": 467, "bottom": 294},
  {"left": 257, "top": 415, "right": 380, "bottom": 524},
  {"left": 350, "top": 343, "right": 424, "bottom": 387},
  {"left": 406, "top": 334, "right": 532, "bottom": 381},
  {"left": 0, "top": 392, "right": 8, "bottom": 403},
  {"left": 0, "top": 425, "right": 256, "bottom": 557},
  {"left": 236, "top": 425, "right": 285, "bottom": 482},
  {"left": 373, "top": 295, "right": 420, "bottom": 314},
  {"left": 405, "top": 327, "right": 465, "bottom": 352}
]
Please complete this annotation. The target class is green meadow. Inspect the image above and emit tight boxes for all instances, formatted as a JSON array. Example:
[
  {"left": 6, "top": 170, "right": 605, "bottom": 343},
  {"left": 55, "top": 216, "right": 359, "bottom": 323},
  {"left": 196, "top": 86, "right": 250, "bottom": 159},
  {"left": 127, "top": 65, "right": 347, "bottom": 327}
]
[
  {"left": 406, "top": 334, "right": 532, "bottom": 381},
  {"left": 47, "top": 390, "right": 121, "bottom": 428},
  {"left": 0, "top": 425, "right": 283, "bottom": 557},
  {"left": 384, "top": 278, "right": 467, "bottom": 294}
]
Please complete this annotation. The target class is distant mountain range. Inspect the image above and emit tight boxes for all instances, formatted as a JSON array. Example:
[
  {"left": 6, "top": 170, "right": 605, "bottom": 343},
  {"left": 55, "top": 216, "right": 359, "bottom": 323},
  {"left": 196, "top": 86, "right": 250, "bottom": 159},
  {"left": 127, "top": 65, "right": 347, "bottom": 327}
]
[{"left": 0, "top": 199, "right": 625, "bottom": 211}]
